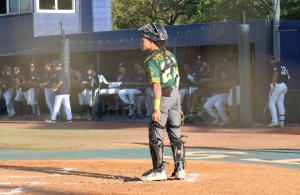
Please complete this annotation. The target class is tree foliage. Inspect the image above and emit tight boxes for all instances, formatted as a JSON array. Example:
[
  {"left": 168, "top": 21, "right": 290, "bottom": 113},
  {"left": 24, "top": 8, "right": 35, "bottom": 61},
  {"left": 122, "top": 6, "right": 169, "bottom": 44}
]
[{"left": 111, "top": 0, "right": 300, "bottom": 30}]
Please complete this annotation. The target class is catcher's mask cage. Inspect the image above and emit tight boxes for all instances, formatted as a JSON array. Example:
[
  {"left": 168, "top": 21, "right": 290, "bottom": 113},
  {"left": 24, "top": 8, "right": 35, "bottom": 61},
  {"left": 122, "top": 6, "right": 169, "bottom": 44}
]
[{"left": 138, "top": 23, "right": 169, "bottom": 47}]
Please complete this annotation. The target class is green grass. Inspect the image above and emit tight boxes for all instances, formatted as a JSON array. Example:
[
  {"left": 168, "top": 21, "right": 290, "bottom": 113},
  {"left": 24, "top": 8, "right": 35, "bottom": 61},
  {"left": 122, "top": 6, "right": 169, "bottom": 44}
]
[{"left": 0, "top": 126, "right": 147, "bottom": 151}]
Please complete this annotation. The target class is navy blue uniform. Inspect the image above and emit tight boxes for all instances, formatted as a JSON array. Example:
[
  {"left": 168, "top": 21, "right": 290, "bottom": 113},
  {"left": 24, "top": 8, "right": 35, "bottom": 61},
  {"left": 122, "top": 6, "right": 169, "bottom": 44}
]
[
  {"left": 44, "top": 70, "right": 54, "bottom": 83},
  {"left": 56, "top": 69, "right": 70, "bottom": 95},
  {"left": 272, "top": 61, "right": 288, "bottom": 84},
  {"left": 216, "top": 63, "right": 238, "bottom": 93},
  {"left": 27, "top": 72, "right": 40, "bottom": 83},
  {"left": 13, "top": 71, "right": 29, "bottom": 92},
  {"left": 81, "top": 72, "right": 98, "bottom": 90},
  {"left": 116, "top": 73, "right": 131, "bottom": 83},
  {"left": 189, "top": 65, "right": 202, "bottom": 78}
]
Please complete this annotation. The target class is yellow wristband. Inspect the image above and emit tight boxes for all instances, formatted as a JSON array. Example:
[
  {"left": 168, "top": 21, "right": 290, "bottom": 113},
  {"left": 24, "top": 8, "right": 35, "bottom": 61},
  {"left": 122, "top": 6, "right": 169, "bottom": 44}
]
[{"left": 154, "top": 99, "right": 160, "bottom": 110}]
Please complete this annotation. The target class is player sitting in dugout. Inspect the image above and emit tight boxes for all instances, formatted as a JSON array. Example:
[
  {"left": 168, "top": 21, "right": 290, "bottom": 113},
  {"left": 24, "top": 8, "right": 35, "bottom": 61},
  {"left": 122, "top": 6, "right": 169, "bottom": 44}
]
[
  {"left": 99, "top": 63, "right": 131, "bottom": 111},
  {"left": 185, "top": 65, "right": 213, "bottom": 120},
  {"left": 118, "top": 65, "right": 148, "bottom": 119}
]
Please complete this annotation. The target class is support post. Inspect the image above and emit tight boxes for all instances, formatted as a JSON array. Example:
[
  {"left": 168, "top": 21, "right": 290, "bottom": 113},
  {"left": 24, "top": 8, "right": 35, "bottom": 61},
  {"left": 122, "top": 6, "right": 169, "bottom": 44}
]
[
  {"left": 273, "top": 0, "right": 280, "bottom": 61},
  {"left": 238, "top": 10, "right": 253, "bottom": 127},
  {"left": 97, "top": 52, "right": 103, "bottom": 120},
  {"left": 59, "top": 33, "right": 70, "bottom": 120},
  {"left": 232, "top": 81, "right": 238, "bottom": 125}
]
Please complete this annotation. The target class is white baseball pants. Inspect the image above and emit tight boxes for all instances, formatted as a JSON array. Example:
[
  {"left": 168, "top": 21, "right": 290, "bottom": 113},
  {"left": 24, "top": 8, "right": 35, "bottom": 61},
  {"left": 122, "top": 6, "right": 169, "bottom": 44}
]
[
  {"left": 204, "top": 93, "right": 229, "bottom": 121},
  {"left": 45, "top": 88, "right": 55, "bottom": 116},
  {"left": 119, "top": 89, "right": 143, "bottom": 115},
  {"left": 268, "top": 83, "right": 287, "bottom": 124},
  {"left": 29, "top": 88, "right": 40, "bottom": 116},
  {"left": 180, "top": 88, "right": 189, "bottom": 104},
  {"left": 5, "top": 88, "right": 15, "bottom": 115},
  {"left": 228, "top": 85, "right": 240, "bottom": 106},
  {"left": 15, "top": 89, "right": 30, "bottom": 104},
  {"left": 85, "top": 89, "right": 93, "bottom": 107},
  {"left": 78, "top": 89, "right": 87, "bottom": 105},
  {"left": 51, "top": 94, "right": 72, "bottom": 121}
]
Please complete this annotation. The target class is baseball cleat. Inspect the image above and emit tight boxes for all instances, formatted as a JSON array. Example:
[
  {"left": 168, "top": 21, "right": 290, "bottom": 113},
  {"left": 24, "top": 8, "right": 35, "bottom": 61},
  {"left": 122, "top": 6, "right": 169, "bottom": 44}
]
[
  {"left": 267, "top": 122, "right": 279, "bottom": 128},
  {"left": 140, "top": 169, "right": 167, "bottom": 182},
  {"left": 278, "top": 123, "right": 284, "bottom": 127},
  {"left": 219, "top": 119, "right": 231, "bottom": 126},
  {"left": 87, "top": 114, "right": 92, "bottom": 121},
  {"left": 45, "top": 119, "right": 56, "bottom": 123},
  {"left": 173, "top": 167, "right": 185, "bottom": 180},
  {"left": 211, "top": 118, "right": 218, "bottom": 125},
  {"left": 65, "top": 120, "right": 72, "bottom": 124}
]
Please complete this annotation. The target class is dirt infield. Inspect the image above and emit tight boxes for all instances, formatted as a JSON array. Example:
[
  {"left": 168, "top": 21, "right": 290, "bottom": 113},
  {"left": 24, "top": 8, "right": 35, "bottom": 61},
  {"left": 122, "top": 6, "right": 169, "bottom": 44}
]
[{"left": 0, "top": 160, "right": 299, "bottom": 195}]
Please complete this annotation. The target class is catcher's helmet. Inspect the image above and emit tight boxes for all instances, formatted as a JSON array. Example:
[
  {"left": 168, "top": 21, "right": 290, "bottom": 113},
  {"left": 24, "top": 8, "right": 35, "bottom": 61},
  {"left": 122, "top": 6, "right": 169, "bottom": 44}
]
[
  {"left": 138, "top": 23, "right": 169, "bottom": 46},
  {"left": 265, "top": 55, "right": 275, "bottom": 67}
]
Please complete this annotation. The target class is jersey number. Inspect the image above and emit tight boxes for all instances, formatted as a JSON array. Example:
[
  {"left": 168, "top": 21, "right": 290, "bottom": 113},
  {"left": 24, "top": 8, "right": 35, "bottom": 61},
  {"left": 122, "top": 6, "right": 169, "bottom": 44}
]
[
  {"left": 281, "top": 66, "right": 287, "bottom": 75},
  {"left": 161, "top": 58, "right": 176, "bottom": 83}
]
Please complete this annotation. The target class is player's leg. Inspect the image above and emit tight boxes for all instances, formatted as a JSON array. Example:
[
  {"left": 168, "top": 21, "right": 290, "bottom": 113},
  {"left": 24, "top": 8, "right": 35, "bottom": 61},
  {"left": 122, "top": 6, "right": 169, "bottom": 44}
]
[
  {"left": 118, "top": 89, "right": 131, "bottom": 109},
  {"left": 76, "top": 91, "right": 85, "bottom": 119},
  {"left": 268, "top": 85, "right": 281, "bottom": 127},
  {"left": 86, "top": 89, "right": 93, "bottom": 120},
  {"left": 45, "top": 88, "right": 54, "bottom": 118},
  {"left": 128, "top": 89, "right": 142, "bottom": 116},
  {"left": 166, "top": 87, "right": 186, "bottom": 180},
  {"left": 215, "top": 93, "right": 230, "bottom": 125},
  {"left": 15, "top": 89, "right": 24, "bottom": 118},
  {"left": 62, "top": 95, "right": 72, "bottom": 122},
  {"left": 49, "top": 95, "right": 63, "bottom": 122},
  {"left": 204, "top": 94, "right": 219, "bottom": 124},
  {"left": 276, "top": 84, "right": 288, "bottom": 127},
  {"left": 190, "top": 90, "right": 203, "bottom": 118},
  {"left": 145, "top": 87, "right": 153, "bottom": 117},
  {"left": 5, "top": 89, "right": 13, "bottom": 117},
  {"left": 23, "top": 90, "right": 32, "bottom": 119}
]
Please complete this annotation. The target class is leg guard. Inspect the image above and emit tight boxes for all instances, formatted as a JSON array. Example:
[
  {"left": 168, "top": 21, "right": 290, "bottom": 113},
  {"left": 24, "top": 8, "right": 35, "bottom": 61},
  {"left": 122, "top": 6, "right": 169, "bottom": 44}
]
[
  {"left": 148, "top": 121, "right": 166, "bottom": 172},
  {"left": 166, "top": 123, "right": 188, "bottom": 173}
]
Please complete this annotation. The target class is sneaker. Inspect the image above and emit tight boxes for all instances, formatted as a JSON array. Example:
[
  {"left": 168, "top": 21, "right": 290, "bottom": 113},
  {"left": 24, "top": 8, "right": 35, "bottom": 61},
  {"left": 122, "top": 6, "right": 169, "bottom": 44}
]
[
  {"left": 173, "top": 167, "right": 185, "bottom": 180},
  {"left": 65, "top": 120, "right": 72, "bottom": 124},
  {"left": 184, "top": 113, "right": 191, "bottom": 118},
  {"left": 219, "top": 119, "right": 231, "bottom": 126},
  {"left": 74, "top": 115, "right": 83, "bottom": 120},
  {"left": 24, "top": 114, "right": 31, "bottom": 119},
  {"left": 140, "top": 169, "right": 167, "bottom": 182},
  {"left": 211, "top": 118, "right": 218, "bottom": 125},
  {"left": 267, "top": 122, "right": 279, "bottom": 128},
  {"left": 278, "top": 123, "right": 284, "bottom": 127},
  {"left": 189, "top": 112, "right": 198, "bottom": 119},
  {"left": 8, "top": 114, "right": 16, "bottom": 119},
  {"left": 146, "top": 115, "right": 151, "bottom": 118},
  {"left": 124, "top": 103, "right": 131, "bottom": 109},
  {"left": 129, "top": 115, "right": 135, "bottom": 119},
  {"left": 45, "top": 119, "right": 56, "bottom": 124}
]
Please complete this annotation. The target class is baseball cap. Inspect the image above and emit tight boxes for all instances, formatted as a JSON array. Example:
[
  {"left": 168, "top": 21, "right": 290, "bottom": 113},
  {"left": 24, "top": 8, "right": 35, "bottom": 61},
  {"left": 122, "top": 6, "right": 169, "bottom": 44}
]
[
  {"left": 14, "top": 67, "right": 20, "bottom": 71},
  {"left": 55, "top": 62, "right": 63, "bottom": 67},
  {"left": 197, "top": 55, "right": 203, "bottom": 61},
  {"left": 119, "top": 63, "right": 126, "bottom": 68},
  {"left": 29, "top": 62, "right": 35, "bottom": 67},
  {"left": 199, "top": 66, "right": 208, "bottom": 73},
  {"left": 45, "top": 61, "right": 51, "bottom": 66},
  {"left": 215, "top": 56, "right": 226, "bottom": 64},
  {"left": 5, "top": 67, "right": 12, "bottom": 72}
]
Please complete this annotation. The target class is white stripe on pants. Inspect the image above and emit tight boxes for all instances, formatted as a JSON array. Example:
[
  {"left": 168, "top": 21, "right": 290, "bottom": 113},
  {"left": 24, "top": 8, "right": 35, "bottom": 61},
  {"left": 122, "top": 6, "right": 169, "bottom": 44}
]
[
  {"left": 45, "top": 88, "right": 55, "bottom": 116},
  {"left": 5, "top": 88, "right": 15, "bottom": 115},
  {"left": 268, "top": 83, "right": 287, "bottom": 123},
  {"left": 228, "top": 85, "right": 240, "bottom": 106},
  {"left": 51, "top": 95, "right": 72, "bottom": 120},
  {"left": 204, "top": 93, "right": 229, "bottom": 121}
]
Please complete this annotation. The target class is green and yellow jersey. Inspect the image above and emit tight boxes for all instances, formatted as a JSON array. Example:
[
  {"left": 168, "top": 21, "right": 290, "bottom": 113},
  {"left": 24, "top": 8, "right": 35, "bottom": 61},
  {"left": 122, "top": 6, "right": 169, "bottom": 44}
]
[{"left": 144, "top": 49, "right": 179, "bottom": 89}]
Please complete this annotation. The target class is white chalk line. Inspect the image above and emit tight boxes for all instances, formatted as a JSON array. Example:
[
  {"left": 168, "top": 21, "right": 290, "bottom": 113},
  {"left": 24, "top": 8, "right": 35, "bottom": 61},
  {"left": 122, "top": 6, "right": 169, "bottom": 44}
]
[
  {"left": 0, "top": 167, "right": 74, "bottom": 172},
  {"left": 0, "top": 187, "right": 24, "bottom": 195},
  {"left": 0, "top": 174, "right": 74, "bottom": 178}
]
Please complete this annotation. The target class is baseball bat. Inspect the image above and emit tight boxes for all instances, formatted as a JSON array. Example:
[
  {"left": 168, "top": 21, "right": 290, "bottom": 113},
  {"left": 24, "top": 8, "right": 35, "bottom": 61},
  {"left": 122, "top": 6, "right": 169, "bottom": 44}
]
[{"left": 261, "top": 90, "right": 272, "bottom": 118}]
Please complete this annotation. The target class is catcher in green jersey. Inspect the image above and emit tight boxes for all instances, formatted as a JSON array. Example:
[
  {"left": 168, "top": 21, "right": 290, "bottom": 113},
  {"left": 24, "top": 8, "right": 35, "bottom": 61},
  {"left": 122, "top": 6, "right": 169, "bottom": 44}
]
[{"left": 139, "top": 23, "right": 186, "bottom": 181}]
